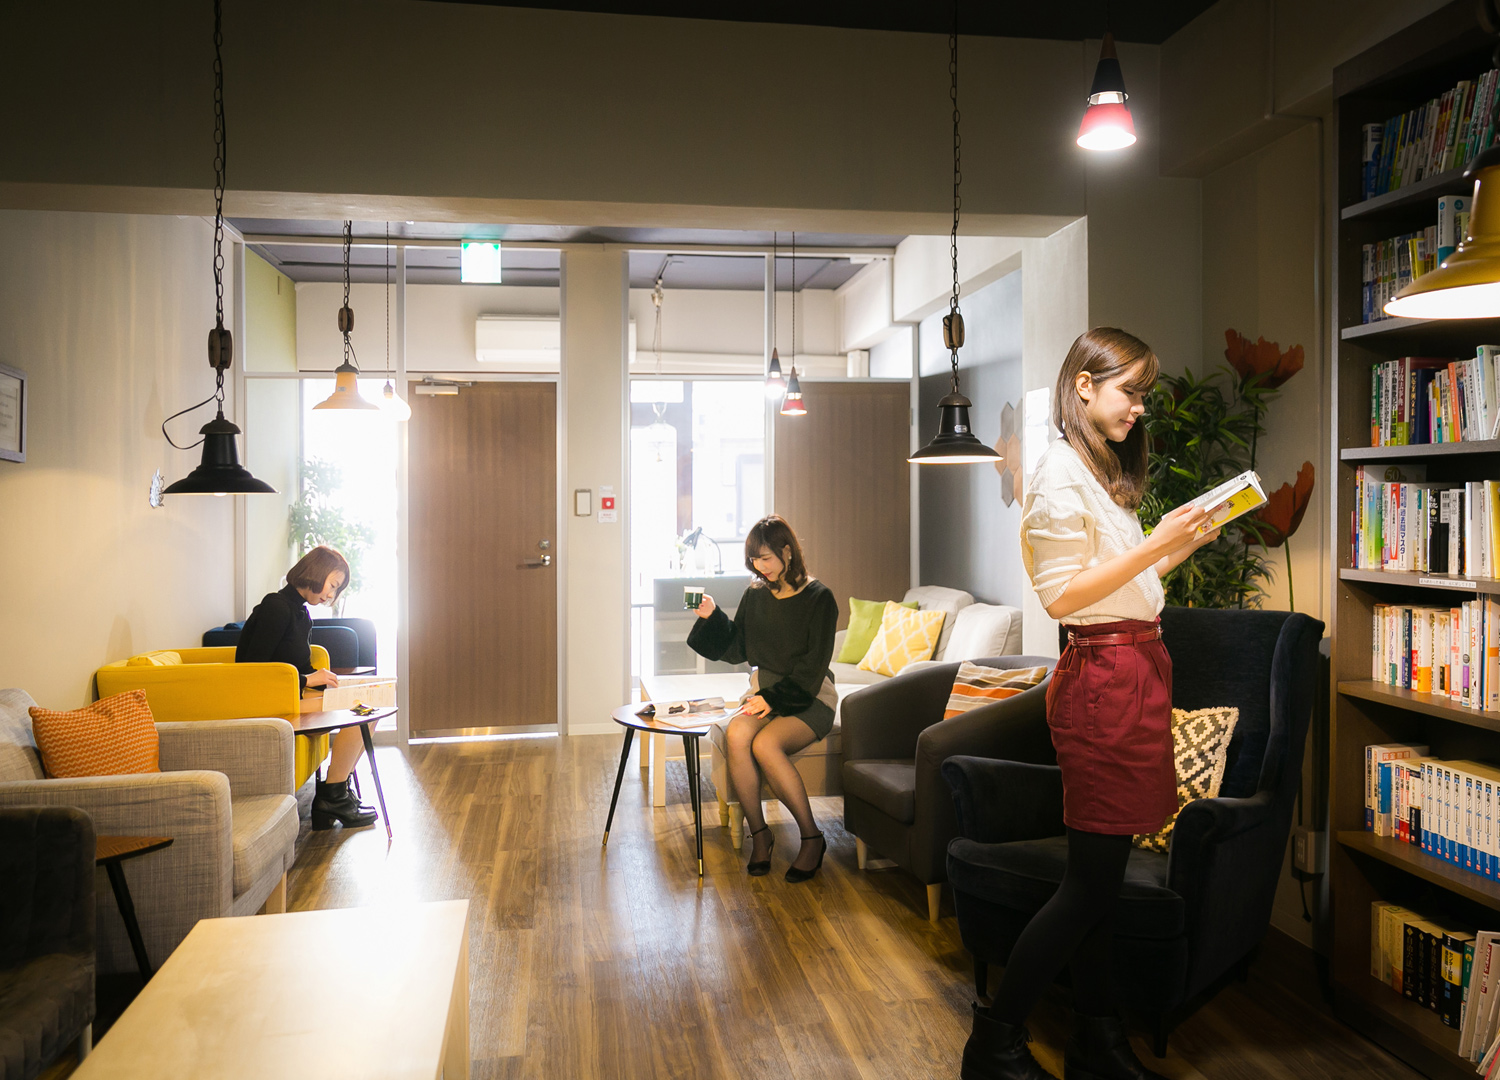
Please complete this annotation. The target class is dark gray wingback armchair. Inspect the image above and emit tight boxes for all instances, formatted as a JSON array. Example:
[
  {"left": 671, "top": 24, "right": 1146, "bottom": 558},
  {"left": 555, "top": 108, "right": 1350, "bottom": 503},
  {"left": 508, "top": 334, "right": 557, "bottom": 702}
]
[
  {"left": 840, "top": 654, "right": 1056, "bottom": 922},
  {"left": 941, "top": 607, "right": 1323, "bottom": 1054},
  {"left": 0, "top": 805, "right": 96, "bottom": 1080}
]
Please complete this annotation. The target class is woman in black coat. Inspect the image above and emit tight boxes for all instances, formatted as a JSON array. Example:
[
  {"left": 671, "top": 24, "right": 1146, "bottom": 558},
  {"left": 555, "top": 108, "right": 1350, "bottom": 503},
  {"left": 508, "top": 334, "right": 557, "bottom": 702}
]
[{"left": 237, "top": 545, "right": 376, "bottom": 829}]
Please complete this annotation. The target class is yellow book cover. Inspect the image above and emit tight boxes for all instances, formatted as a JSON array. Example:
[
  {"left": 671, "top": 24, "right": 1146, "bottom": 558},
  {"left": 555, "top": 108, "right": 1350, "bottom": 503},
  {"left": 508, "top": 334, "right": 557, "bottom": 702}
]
[{"left": 1190, "top": 470, "right": 1268, "bottom": 536}]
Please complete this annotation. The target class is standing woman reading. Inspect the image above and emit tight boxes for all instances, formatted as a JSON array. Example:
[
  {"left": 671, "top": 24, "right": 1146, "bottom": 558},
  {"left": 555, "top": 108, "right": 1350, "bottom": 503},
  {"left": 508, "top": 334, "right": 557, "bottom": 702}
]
[
  {"left": 963, "top": 329, "right": 1220, "bottom": 1080},
  {"left": 237, "top": 544, "right": 378, "bottom": 831},
  {"left": 687, "top": 515, "right": 838, "bottom": 882}
]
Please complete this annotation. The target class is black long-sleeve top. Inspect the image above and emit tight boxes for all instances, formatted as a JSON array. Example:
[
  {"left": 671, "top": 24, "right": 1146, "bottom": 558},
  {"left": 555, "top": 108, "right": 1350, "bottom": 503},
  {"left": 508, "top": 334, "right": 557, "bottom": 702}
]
[
  {"left": 236, "top": 582, "right": 314, "bottom": 691},
  {"left": 686, "top": 579, "right": 838, "bottom": 716}
]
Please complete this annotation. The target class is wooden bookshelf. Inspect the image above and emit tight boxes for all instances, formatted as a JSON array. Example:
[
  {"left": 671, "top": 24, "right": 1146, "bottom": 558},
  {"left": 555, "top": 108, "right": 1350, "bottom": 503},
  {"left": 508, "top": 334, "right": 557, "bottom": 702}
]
[
  {"left": 1341, "top": 440, "right": 1500, "bottom": 461},
  {"left": 1329, "top": 7, "right": 1500, "bottom": 1077},
  {"left": 1338, "top": 568, "right": 1500, "bottom": 594}
]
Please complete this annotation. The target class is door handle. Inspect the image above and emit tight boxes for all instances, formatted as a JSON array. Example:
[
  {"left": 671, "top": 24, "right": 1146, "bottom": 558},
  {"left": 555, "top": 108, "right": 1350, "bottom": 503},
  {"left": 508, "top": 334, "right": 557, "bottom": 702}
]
[{"left": 523, "top": 556, "right": 553, "bottom": 567}]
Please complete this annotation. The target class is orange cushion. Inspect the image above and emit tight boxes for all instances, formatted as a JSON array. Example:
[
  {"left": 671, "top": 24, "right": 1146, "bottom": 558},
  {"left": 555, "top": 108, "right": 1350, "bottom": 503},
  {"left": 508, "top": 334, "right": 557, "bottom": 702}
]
[
  {"left": 943, "top": 662, "right": 1050, "bottom": 719},
  {"left": 29, "top": 689, "right": 161, "bottom": 778}
]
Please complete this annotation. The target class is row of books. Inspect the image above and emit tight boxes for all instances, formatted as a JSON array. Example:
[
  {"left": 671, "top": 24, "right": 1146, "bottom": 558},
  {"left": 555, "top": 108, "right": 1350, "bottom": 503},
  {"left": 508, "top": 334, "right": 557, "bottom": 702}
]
[
  {"left": 1369, "top": 902, "right": 1500, "bottom": 1066},
  {"left": 1360, "top": 69, "right": 1500, "bottom": 199},
  {"left": 1361, "top": 199, "right": 1470, "bottom": 323},
  {"left": 1370, "top": 603, "right": 1500, "bottom": 710},
  {"left": 1369, "top": 350, "right": 1500, "bottom": 445},
  {"left": 1352, "top": 467, "right": 1500, "bottom": 577}
]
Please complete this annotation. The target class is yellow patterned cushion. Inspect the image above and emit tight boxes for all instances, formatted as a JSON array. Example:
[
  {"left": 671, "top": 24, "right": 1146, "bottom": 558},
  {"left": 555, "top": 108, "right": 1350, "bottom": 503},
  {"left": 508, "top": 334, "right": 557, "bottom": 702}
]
[
  {"left": 1134, "top": 706, "right": 1240, "bottom": 853},
  {"left": 125, "top": 651, "right": 183, "bottom": 667},
  {"left": 858, "top": 602, "right": 947, "bottom": 677}
]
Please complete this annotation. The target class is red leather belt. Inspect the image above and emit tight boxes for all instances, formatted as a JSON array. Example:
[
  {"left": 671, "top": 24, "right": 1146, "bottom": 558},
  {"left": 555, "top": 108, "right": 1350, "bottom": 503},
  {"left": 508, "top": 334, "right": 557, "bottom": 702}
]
[{"left": 1068, "top": 627, "right": 1162, "bottom": 647}]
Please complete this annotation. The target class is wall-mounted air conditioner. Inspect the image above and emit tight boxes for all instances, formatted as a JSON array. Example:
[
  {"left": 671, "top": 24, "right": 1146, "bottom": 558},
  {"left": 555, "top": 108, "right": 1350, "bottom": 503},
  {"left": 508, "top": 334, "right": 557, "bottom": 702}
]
[{"left": 474, "top": 315, "right": 636, "bottom": 370}]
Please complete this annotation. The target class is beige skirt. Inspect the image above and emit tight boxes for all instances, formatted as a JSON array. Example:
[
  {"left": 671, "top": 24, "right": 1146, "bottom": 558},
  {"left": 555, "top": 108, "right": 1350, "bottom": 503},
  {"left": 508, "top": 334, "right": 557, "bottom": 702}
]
[{"left": 749, "top": 668, "right": 838, "bottom": 741}]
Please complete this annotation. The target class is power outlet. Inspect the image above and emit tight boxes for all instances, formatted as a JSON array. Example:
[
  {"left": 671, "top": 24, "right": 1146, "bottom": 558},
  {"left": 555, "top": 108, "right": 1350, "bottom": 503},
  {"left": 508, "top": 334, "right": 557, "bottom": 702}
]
[{"left": 1293, "top": 828, "right": 1325, "bottom": 874}]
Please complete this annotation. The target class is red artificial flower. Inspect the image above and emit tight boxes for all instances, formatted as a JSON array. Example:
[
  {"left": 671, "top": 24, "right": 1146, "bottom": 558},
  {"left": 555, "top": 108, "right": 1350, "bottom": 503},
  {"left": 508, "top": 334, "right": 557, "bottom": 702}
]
[
  {"left": 1224, "top": 329, "right": 1305, "bottom": 390},
  {"left": 1245, "top": 461, "right": 1315, "bottom": 547}
]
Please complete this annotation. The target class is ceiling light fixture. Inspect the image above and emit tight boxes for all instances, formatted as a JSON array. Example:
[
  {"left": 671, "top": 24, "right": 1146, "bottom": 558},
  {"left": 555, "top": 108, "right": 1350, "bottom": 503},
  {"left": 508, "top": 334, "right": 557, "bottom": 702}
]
[
  {"left": 160, "top": 0, "right": 275, "bottom": 497},
  {"left": 1077, "top": 31, "right": 1136, "bottom": 151},
  {"left": 1386, "top": 146, "right": 1500, "bottom": 318},
  {"left": 910, "top": 7, "right": 1002, "bottom": 466},
  {"left": 780, "top": 230, "right": 807, "bottom": 418},
  {"left": 313, "top": 221, "right": 382, "bottom": 414},
  {"left": 460, "top": 240, "right": 503, "bottom": 284},
  {"left": 766, "top": 231, "right": 785, "bottom": 400}
]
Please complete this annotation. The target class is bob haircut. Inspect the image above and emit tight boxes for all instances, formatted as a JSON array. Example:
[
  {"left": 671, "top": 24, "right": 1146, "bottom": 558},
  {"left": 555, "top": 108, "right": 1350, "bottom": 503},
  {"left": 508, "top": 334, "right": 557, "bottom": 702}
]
[
  {"left": 743, "top": 515, "right": 809, "bottom": 591},
  {"left": 1052, "top": 327, "right": 1160, "bottom": 510},
  {"left": 287, "top": 545, "right": 352, "bottom": 601}
]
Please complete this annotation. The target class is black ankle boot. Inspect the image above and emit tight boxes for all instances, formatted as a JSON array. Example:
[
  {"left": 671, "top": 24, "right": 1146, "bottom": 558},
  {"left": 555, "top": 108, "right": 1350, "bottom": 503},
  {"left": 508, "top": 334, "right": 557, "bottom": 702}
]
[
  {"left": 312, "top": 776, "right": 378, "bottom": 830},
  {"left": 1063, "top": 1015, "right": 1165, "bottom": 1080},
  {"left": 961, "top": 1003, "right": 1057, "bottom": 1080}
]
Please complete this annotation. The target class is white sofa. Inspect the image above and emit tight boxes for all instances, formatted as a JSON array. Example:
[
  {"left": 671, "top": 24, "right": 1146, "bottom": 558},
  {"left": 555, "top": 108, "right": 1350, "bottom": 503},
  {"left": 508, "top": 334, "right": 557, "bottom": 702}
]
[{"left": 831, "top": 586, "right": 1023, "bottom": 688}]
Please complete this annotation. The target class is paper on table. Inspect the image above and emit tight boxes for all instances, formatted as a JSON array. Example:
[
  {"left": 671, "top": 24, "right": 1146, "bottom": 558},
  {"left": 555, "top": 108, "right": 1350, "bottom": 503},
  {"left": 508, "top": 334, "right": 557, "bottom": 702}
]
[
  {"left": 319, "top": 676, "right": 397, "bottom": 712},
  {"left": 643, "top": 697, "right": 737, "bottom": 727}
]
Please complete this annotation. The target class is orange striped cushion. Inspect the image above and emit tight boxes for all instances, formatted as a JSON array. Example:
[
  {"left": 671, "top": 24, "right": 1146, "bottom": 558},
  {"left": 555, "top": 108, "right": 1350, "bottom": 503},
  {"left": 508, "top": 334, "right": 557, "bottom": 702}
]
[
  {"left": 943, "top": 663, "right": 1049, "bottom": 719},
  {"left": 29, "top": 689, "right": 161, "bottom": 778}
]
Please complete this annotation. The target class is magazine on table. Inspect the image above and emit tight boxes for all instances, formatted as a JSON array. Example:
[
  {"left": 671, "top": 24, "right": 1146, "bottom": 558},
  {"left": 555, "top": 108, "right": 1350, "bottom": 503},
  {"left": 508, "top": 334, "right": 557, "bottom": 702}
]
[{"left": 640, "top": 696, "right": 739, "bottom": 727}]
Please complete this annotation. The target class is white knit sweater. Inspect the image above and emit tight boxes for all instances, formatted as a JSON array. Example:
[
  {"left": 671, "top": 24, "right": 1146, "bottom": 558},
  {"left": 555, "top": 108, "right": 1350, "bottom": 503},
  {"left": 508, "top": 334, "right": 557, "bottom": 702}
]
[{"left": 1019, "top": 438, "right": 1165, "bottom": 626}]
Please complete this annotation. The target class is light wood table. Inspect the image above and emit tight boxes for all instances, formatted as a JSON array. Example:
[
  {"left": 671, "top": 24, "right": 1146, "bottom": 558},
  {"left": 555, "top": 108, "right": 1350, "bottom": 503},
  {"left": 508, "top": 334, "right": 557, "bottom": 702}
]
[
  {"left": 638, "top": 673, "right": 749, "bottom": 808},
  {"left": 74, "top": 900, "right": 470, "bottom": 1080}
]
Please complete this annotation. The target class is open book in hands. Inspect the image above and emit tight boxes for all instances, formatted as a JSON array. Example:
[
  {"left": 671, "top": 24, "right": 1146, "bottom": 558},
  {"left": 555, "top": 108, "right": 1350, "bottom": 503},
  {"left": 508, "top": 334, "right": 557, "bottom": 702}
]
[{"left": 1189, "top": 470, "right": 1268, "bottom": 536}]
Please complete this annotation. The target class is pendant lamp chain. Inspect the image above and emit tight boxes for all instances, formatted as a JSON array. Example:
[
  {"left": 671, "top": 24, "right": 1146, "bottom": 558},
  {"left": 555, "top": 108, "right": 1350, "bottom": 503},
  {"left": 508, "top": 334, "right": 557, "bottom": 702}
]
[
  {"left": 946, "top": 9, "right": 965, "bottom": 396},
  {"left": 342, "top": 220, "right": 354, "bottom": 367},
  {"left": 771, "top": 231, "right": 778, "bottom": 351},
  {"left": 791, "top": 230, "right": 796, "bottom": 368}
]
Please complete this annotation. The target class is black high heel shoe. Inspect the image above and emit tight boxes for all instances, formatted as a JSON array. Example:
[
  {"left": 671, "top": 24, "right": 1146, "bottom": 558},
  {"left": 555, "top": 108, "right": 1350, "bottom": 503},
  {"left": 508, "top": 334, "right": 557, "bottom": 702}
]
[
  {"left": 785, "top": 832, "right": 826, "bottom": 883},
  {"left": 747, "top": 825, "right": 774, "bottom": 876}
]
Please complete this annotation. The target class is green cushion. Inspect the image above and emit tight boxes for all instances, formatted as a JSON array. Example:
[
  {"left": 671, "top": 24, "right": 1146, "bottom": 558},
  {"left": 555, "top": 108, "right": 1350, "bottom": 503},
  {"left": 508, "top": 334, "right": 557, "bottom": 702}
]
[{"left": 837, "top": 598, "right": 919, "bottom": 665}]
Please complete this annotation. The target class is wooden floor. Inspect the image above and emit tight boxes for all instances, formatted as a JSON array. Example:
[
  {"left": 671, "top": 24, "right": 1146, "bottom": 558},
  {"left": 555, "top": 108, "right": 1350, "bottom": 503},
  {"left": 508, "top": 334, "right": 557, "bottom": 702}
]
[{"left": 265, "top": 733, "right": 1424, "bottom": 1080}]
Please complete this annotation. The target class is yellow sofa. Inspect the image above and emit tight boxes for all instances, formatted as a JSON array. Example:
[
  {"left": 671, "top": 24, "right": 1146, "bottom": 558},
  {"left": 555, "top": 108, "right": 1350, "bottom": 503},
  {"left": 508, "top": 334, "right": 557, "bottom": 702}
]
[{"left": 96, "top": 646, "right": 331, "bottom": 787}]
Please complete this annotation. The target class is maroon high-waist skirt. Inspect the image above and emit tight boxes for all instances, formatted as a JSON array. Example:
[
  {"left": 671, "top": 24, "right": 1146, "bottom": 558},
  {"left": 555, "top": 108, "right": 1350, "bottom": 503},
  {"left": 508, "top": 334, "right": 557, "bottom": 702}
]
[{"left": 1045, "top": 618, "right": 1177, "bottom": 836}]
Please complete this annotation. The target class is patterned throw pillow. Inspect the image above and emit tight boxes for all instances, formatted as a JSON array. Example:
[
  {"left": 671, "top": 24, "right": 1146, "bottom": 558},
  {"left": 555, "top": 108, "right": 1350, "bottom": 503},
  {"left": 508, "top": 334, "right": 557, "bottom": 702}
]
[
  {"left": 836, "top": 597, "right": 919, "bottom": 664},
  {"left": 29, "top": 689, "right": 162, "bottom": 778},
  {"left": 858, "top": 603, "right": 947, "bottom": 677},
  {"left": 1134, "top": 706, "right": 1240, "bottom": 853},
  {"left": 943, "top": 662, "right": 1050, "bottom": 719}
]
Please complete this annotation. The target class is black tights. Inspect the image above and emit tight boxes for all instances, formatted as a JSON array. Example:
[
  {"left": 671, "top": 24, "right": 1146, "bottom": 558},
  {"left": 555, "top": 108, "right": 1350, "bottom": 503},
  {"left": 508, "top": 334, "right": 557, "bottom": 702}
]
[{"left": 989, "top": 828, "right": 1133, "bottom": 1023}]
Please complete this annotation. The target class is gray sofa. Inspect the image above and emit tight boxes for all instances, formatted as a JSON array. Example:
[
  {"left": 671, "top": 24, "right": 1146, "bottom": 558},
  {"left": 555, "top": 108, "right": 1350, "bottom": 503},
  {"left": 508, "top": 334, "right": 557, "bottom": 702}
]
[
  {"left": 0, "top": 689, "right": 299, "bottom": 976},
  {"left": 0, "top": 805, "right": 95, "bottom": 1080}
]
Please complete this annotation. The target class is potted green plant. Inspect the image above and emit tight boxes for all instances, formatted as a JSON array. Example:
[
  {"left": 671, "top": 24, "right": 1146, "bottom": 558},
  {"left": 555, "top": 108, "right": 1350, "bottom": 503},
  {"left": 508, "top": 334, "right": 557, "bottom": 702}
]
[
  {"left": 287, "top": 457, "right": 374, "bottom": 614},
  {"left": 1140, "top": 330, "right": 1314, "bottom": 610}
]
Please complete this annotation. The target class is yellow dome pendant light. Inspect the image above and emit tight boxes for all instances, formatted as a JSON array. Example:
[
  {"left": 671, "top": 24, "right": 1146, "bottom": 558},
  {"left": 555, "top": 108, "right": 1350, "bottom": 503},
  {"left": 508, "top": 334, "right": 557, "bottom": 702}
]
[
  {"left": 161, "top": 0, "right": 276, "bottom": 497},
  {"left": 780, "top": 230, "right": 807, "bottom": 417},
  {"left": 1386, "top": 146, "right": 1500, "bottom": 318},
  {"left": 910, "top": 4, "right": 1003, "bottom": 465},
  {"left": 314, "top": 220, "right": 382, "bottom": 414}
]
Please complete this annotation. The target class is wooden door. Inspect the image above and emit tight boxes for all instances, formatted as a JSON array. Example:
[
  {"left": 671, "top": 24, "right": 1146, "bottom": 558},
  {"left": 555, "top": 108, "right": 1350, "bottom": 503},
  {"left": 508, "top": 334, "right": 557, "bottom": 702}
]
[
  {"left": 774, "top": 381, "right": 911, "bottom": 628},
  {"left": 408, "top": 382, "right": 557, "bottom": 734}
]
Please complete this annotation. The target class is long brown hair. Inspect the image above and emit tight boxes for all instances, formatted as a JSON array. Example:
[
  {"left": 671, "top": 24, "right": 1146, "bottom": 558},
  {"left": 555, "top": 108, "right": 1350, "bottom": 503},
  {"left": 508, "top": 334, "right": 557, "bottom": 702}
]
[
  {"left": 744, "top": 515, "right": 809, "bottom": 591},
  {"left": 287, "top": 545, "right": 351, "bottom": 601},
  {"left": 1052, "top": 327, "right": 1159, "bottom": 510}
]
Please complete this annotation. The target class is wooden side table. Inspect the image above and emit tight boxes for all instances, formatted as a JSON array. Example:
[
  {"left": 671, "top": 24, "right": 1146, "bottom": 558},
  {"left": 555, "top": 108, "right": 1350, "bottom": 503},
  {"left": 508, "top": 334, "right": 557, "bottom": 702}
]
[
  {"left": 95, "top": 835, "right": 173, "bottom": 981},
  {"left": 604, "top": 704, "right": 711, "bottom": 877},
  {"left": 284, "top": 707, "right": 398, "bottom": 839}
]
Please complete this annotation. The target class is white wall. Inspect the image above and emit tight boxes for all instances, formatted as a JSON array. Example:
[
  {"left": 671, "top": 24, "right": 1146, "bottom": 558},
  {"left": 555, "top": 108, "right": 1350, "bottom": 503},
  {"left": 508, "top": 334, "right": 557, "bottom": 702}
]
[
  {"left": 561, "top": 250, "right": 629, "bottom": 734},
  {"left": 0, "top": 210, "right": 237, "bottom": 706}
]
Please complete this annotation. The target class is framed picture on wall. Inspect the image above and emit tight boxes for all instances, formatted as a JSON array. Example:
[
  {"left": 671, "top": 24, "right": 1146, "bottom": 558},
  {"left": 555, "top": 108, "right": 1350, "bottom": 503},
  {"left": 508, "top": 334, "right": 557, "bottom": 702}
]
[{"left": 0, "top": 363, "right": 26, "bottom": 463}]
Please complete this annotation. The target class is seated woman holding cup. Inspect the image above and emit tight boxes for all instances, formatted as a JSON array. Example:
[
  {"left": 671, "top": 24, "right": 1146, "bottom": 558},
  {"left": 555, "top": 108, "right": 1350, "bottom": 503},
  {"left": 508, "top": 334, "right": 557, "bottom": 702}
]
[{"left": 686, "top": 515, "right": 838, "bottom": 883}]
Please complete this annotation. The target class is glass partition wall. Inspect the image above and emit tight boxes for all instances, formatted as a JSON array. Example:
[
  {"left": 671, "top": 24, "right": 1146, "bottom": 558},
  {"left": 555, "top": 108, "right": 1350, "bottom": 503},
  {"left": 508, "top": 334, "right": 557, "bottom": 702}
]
[{"left": 629, "top": 378, "right": 764, "bottom": 685}]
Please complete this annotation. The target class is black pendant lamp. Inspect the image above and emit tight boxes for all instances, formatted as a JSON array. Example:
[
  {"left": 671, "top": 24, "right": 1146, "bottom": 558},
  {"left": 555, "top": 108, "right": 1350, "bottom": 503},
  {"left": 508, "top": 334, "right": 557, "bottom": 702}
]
[
  {"left": 780, "top": 230, "right": 807, "bottom": 417},
  {"left": 766, "top": 232, "right": 786, "bottom": 399},
  {"left": 314, "top": 221, "right": 381, "bottom": 413},
  {"left": 162, "top": 0, "right": 275, "bottom": 496},
  {"left": 910, "top": 9, "right": 1003, "bottom": 466}
]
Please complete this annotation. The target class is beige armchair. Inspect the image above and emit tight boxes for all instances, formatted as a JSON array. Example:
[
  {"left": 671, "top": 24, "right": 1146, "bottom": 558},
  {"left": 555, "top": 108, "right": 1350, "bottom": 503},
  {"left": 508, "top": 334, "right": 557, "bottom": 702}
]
[{"left": 0, "top": 689, "right": 299, "bottom": 976}]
